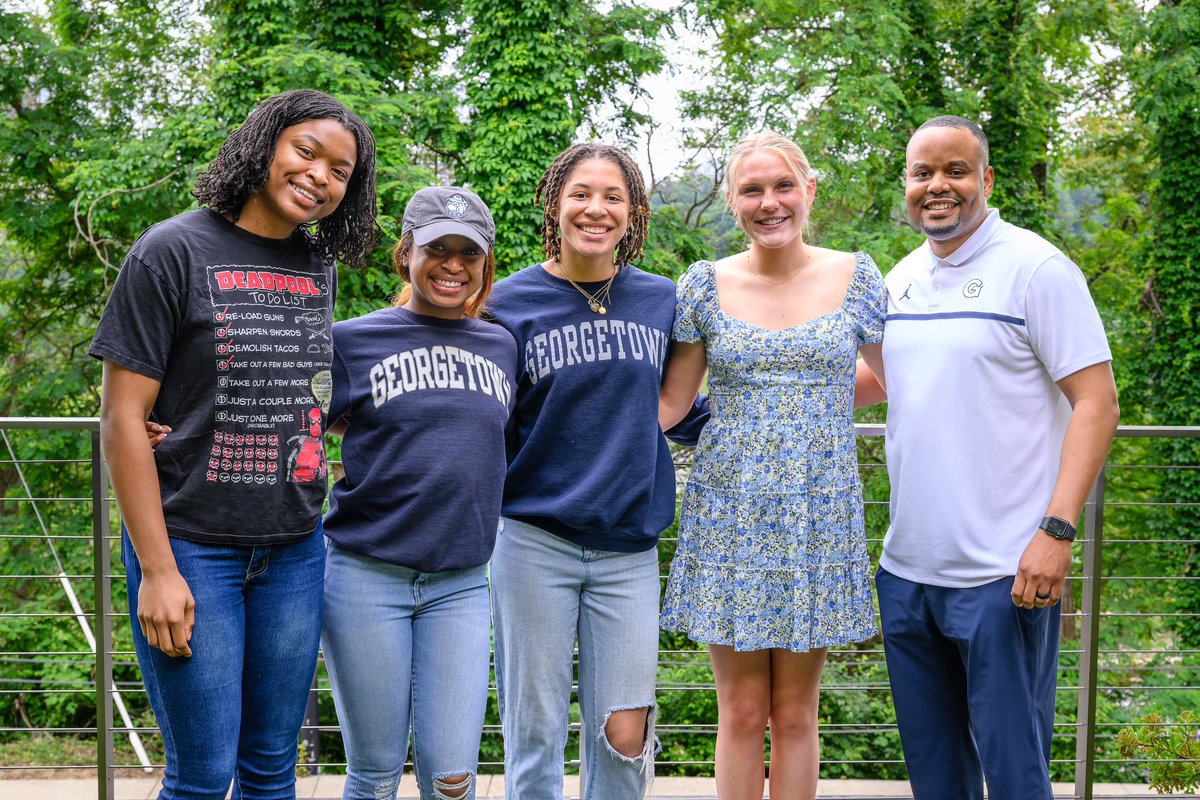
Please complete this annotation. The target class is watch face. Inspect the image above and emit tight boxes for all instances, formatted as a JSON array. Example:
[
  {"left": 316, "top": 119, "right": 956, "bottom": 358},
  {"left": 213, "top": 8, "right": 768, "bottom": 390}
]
[{"left": 1042, "top": 516, "right": 1076, "bottom": 541}]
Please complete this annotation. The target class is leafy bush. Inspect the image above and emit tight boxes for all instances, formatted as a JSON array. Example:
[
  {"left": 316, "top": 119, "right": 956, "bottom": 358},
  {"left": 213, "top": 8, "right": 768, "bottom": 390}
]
[{"left": 1117, "top": 711, "right": 1200, "bottom": 794}]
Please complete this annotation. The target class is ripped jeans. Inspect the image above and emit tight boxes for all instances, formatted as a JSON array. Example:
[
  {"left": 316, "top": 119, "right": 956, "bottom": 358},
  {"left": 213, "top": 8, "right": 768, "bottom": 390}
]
[
  {"left": 490, "top": 518, "right": 660, "bottom": 800},
  {"left": 322, "top": 542, "right": 489, "bottom": 800}
]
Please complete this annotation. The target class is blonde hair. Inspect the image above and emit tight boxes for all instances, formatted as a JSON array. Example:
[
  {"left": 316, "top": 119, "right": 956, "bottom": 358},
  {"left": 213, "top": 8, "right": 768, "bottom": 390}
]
[
  {"left": 726, "top": 131, "right": 815, "bottom": 189},
  {"left": 726, "top": 130, "right": 816, "bottom": 205}
]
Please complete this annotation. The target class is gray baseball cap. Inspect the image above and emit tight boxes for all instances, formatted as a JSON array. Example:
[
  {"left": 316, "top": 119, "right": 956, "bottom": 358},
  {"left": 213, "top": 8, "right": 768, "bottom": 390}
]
[{"left": 402, "top": 186, "right": 496, "bottom": 252}]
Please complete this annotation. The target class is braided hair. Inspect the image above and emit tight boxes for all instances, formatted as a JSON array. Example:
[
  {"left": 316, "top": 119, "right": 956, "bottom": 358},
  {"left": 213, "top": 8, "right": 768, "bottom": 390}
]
[
  {"left": 392, "top": 231, "right": 497, "bottom": 319},
  {"left": 534, "top": 144, "right": 651, "bottom": 267},
  {"left": 193, "top": 89, "right": 378, "bottom": 267}
]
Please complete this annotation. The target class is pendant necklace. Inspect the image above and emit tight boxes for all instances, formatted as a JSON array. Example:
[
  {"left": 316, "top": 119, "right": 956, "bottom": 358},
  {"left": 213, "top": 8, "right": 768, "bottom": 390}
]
[{"left": 560, "top": 262, "right": 618, "bottom": 315}]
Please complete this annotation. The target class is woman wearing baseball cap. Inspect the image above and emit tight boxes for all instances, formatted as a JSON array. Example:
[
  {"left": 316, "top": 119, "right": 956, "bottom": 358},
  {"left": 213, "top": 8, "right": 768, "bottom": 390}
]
[{"left": 319, "top": 186, "right": 518, "bottom": 799}]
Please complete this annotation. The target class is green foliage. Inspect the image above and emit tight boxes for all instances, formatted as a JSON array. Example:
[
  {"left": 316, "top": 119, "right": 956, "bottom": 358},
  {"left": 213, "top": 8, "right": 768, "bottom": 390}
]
[
  {"left": 685, "top": 0, "right": 926, "bottom": 257},
  {"left": 1117, "top": 711, "right": 1200, "bottom": 794},
  {"left": 0, "top": 2, "right": 200, "bottom": 417},
  {"left": 683, "top": 0, "right": 1135, "bottom": 253},
  {"left": 642, "top": 165, "right": 730, "bottom": 277},
  {"left": 459, "top": 0, "right": 667, "bottom": 273},
  {"left": 1127, "top": 0, "right": 1200, "bottom": 649},
  {"left": 458, "top": 0, "right": 582, "bottom": 271},
  {"left": 955, "top": 0, "right": 1054, "bottom": 232},
  {"left": 656, "top": 654, "right": 719, "bottom": 773},
  {"left": 816, "top": 653, "right": 906, "bottom": 780}
]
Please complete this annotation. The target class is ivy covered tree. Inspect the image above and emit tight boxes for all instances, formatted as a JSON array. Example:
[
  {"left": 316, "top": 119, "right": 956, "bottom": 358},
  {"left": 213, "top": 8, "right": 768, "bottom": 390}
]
[
  {"left": 1130, "top": 0, "right": 1200, "bottom": 647},
  {"left": 952, "top": 0, "right": 1055, "bottom": 233},
  {"left": 459, "top": 0, "right": 667, "bottom": 272}
]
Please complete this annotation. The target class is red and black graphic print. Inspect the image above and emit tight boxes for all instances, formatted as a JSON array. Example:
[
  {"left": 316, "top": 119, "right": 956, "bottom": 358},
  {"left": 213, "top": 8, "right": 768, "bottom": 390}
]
[{"left": 205, "top": 264, "right": 333, "bottom": 486}]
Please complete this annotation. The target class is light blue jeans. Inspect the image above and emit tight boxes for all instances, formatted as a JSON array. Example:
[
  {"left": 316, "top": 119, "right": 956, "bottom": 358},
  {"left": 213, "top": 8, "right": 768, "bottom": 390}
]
[
  {"left": 321, "top": 541, "right": 490, "bottom": 800},
  {"left": 490, "top": 518, "right": 661, "bottom": 800},
  {"left": 123, "top": 525, "right": 325, "bottom": 800}
]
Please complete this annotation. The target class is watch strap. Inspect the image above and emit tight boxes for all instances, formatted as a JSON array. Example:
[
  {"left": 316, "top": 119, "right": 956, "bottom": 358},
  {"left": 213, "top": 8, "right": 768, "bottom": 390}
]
[{"left": 1040, "top": 515, "right": 1077, "bottom": 542}]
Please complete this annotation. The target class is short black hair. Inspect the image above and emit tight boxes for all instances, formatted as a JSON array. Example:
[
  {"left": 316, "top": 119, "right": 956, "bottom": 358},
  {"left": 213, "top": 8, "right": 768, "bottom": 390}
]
[
  {"left": 193, "top": 89, "right": 378, "bottom": 267},
  {"left": 914, "top": 115, "right": 990, "bottom": 166}
]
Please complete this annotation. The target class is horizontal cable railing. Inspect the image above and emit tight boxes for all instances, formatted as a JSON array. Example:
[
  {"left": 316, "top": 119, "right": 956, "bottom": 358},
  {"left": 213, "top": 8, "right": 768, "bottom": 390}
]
[{"left": 1, "top": 418, "right": 1197, "bottom": 799}]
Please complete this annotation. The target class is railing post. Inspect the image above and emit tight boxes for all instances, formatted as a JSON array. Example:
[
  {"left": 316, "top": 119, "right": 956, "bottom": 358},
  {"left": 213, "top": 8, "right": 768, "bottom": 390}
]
[
  {"left": 1074, "top": 469, "right": 1106, "bottom": 800},
  {"left": 302, "top": 670, "right": 320, "bottom": 773},
  {"left": 93, "top": 430, "right": 115, "bottom": 800}
]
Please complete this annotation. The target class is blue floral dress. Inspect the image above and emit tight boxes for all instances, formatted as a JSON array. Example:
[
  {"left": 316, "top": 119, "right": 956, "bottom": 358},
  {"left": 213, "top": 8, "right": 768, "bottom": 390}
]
[{"left": 660, "top": 253, "right": 887, "bottom": 652}]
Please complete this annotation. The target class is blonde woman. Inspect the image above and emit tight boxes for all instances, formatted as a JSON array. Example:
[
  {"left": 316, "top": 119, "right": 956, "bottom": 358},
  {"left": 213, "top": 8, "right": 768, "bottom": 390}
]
[{"left": 658, "top": 132, "right": 887, "bottom": 800}]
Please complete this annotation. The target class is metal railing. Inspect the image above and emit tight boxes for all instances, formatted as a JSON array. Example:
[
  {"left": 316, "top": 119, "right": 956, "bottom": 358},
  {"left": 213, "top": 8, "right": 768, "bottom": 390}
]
[{"left": 1, "top": 417, "right": 1197, "bottom": 798}]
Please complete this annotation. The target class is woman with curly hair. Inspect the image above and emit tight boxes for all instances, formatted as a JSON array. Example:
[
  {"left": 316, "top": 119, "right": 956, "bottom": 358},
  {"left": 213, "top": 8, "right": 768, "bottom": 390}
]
[
  {"left": 91, "top": 89, "right": 376, "bottom": 799},
  {"left": 487, "top": 144, "right": 704, "bottom": 799}
]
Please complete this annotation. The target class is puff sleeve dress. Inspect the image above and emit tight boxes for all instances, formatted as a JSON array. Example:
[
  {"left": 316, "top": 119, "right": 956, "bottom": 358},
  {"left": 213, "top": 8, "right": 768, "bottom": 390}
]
[{"left": 660, "top": 253, "right": 887, "bottom": 652}]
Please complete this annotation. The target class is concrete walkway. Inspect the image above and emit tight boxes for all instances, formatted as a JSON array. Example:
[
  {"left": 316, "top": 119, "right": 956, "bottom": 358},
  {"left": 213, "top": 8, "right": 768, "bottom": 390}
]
[{"left": 0, "top": 775, "right": 1167, "bottom": 799}]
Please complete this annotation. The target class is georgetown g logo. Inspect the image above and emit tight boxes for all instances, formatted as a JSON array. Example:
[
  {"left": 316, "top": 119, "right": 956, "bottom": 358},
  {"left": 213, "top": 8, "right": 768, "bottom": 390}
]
[
  {"left": 963, "top": 278, "right": 984, "bottom": 298},
  {"left": 445, "top": 194, "right": 469, "bottom": 218}
]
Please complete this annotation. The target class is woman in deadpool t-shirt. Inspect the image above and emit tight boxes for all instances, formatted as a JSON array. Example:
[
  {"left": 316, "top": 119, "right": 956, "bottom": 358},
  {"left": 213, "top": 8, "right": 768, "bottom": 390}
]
[{"left": 91, "top": 90, "right": 377, "bottom": 797}]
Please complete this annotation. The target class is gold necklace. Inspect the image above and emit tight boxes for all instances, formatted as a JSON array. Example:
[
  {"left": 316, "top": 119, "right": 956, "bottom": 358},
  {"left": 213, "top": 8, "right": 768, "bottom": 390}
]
[
  {"left": 557, "top": 261, "right": 618, "bottom": 315},
  {"left": 746, "top": 251, "right": 807, "bottom": 286}
]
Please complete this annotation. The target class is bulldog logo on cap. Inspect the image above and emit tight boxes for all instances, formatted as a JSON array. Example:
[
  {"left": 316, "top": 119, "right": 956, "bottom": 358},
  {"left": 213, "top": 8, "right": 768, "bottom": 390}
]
[{"left": 445, "top": 194, "right": 469, "bottom": 218}]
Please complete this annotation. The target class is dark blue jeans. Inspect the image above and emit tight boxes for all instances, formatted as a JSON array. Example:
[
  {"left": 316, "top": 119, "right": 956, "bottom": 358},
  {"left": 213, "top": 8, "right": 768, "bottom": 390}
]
[{"left": 123, "top": 525, "right": 325, "bottom": 799}]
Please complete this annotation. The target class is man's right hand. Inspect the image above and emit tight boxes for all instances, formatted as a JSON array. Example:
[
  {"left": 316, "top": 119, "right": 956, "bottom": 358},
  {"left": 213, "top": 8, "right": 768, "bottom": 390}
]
[{"left": 137, "top": 570, "right": 195, "bottom": 658}]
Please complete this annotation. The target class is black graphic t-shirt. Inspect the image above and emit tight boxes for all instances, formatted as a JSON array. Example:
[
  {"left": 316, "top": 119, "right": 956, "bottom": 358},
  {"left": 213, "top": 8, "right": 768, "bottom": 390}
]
[
  {"left": 90, "top": 209, "right": 335, "bottom": 545},
  {"left": 323, "top": 307, "right": 518, "bottom": 572}
]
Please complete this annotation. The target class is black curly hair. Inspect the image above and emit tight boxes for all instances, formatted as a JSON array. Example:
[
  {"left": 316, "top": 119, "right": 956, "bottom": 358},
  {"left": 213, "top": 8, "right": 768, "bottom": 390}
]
[
  {"left": 534, "top": 144, "right": 651, "bottom": 267},
  {"left": 193, "top": 89, "right": 378, "bottom": 267}
]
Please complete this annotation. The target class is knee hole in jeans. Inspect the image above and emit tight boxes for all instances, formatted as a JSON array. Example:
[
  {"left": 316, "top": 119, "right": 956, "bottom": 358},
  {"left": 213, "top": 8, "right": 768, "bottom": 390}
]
[
  {"left": 432, "top": 770, "right": 473, "bottom": 799},
  {"left": 601, "top": 704, "right": 661, "bottom": 766}
]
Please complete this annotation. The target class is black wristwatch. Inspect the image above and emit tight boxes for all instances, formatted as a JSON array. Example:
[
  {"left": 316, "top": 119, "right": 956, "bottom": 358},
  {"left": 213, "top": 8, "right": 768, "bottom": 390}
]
[{"left": 1040, "top": 515, "right": 1077, "bottom": 542}]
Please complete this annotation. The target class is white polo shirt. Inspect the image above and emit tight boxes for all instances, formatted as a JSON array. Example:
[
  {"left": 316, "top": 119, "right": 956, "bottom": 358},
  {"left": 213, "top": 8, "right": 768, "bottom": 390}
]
[{"left": 879, "top": 209, "right": 1111, "bottom": 587}]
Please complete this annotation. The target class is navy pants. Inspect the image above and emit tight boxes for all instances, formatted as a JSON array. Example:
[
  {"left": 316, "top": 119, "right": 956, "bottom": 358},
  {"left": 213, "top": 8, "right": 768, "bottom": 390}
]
[{"left": 876, "top": 567, "right": 1060, "bottom": 800}]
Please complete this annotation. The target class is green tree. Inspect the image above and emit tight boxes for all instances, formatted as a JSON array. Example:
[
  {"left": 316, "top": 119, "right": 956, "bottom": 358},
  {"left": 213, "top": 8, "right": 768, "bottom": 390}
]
[
  {"left": 953, "top": 0, "right": 1055, "bottom": 233},
  {"left": 0, "top": 1, "right": 202, "bottom": 417},
  {"left": 459, "top": 0, "right": 667, "bottom": 272},
  {"left": 683, "top": 0, "right": 1124, "bottom": 251},
  {"left": 685, "top": 0, "right": 926, "bottom": 260},
  {"left": 1129, "top": 0, "right": 1200, "bottom": 648}
]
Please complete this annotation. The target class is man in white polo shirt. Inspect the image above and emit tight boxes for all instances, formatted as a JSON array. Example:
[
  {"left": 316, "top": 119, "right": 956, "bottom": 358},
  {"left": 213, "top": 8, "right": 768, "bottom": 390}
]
[{"left": 871, "top": 116, "right": 1119, "bottom": 800}]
